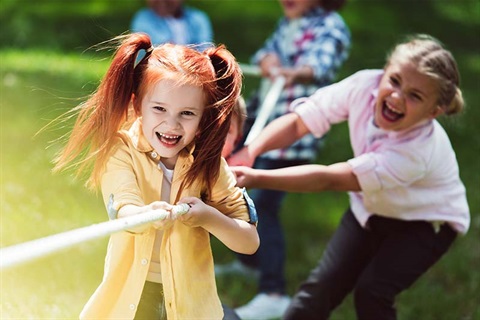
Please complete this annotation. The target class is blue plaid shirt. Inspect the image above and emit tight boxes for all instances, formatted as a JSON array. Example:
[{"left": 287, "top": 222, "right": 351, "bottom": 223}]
[{"left": 251, "top": 7, "right": 350, "bottom": 161}]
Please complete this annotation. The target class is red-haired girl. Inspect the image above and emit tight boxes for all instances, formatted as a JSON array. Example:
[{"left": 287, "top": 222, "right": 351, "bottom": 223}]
[{"left": 54, "top": 33, "right": 259, "bottom": 319}]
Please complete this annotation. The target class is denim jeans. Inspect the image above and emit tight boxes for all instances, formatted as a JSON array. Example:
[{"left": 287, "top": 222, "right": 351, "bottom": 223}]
[
  {"left": 237, "top": 157, "right": 309, "bottom": 294},
  {"left": 284, "top": 208, "right": 457, "bottom": 320}
]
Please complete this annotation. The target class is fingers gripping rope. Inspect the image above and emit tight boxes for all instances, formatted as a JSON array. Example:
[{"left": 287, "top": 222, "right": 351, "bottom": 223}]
[{"left": 0, "top": 204, "right": 190, "bottom": 270}]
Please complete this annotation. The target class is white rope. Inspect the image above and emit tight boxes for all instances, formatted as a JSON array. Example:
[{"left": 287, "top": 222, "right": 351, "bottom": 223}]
[
  {"left": 0, "top": 204, "right": 190, "bottom": 270},
  {"left": 239, "top": 63, "right": 261, "bottom": 77},
  {"left": 244, "top": 76, "right": 286, "bottom": 146},
  {"left": 0, "top": 63, "right": 265, "bottom": 270}
]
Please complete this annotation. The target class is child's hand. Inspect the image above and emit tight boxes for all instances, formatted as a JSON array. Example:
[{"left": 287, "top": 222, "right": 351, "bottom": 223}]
[
  {"left": 230, "top": 166, "right": 256, "bottom": 188},
  {"left": 227, "top": 146, "right": 255, "bottom": 167},
  {"left": 259, "top": 53, "right": 282, "bottom": 80},
  {"left": 148, "top": 201, "right": 176, "bottom": 230},
  {"left": 175, "top": 197, "right": 212, "bottom": 228}
]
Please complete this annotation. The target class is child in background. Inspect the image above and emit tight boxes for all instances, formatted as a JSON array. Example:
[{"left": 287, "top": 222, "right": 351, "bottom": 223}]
[
  {"left": 53, "top": 33, "right": 259, "bottom": 319},
  {"left": 230, "top": 34, "right": 470, "bottom": 319},
  {"left": 131, "top": 0, "right": 213, "bottom": 51},
  {"left": 222, "top": 96, "right": 247, "bottom": 159},
  {"left": 216, "top": 0, "right": 351, "bottom": 319}
]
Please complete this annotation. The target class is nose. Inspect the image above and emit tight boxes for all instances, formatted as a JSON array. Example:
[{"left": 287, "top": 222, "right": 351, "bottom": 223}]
[
  {"left": 391, "top": 89, "right": 403, "bottom": 99},
  {"left": 163, "top": 114, "right": 180, "bottom": 129},
  {"left": 390, "top": 88, "right": 404, "bottom": 101}
]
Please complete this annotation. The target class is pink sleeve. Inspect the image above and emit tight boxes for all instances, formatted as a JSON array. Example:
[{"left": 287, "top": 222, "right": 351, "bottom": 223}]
[
  {"left": 291, "top": 71, "right": 367, "bottom": 138},
  {"left": 347, "top": 154, "right": 382, "bottom": 192}
]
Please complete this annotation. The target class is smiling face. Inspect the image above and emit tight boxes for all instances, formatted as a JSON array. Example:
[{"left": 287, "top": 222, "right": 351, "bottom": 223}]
[
  {"left": 374, "top": 60, "right": 443, "bottom": 132},
  {"left": 140, "top": 79, "right": 205, "bottom": 169}
]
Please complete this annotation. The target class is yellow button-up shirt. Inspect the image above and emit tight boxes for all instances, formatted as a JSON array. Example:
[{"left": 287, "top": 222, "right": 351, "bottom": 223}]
[{"left": 80, "top": 120, "right": 250, "bottom": 319}]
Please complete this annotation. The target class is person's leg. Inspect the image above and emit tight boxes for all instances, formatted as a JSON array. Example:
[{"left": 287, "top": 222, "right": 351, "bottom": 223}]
[
  {"left": 284, "top": 209, "right": 377, "bottom": 320},
  {"left": 353, "top": 217, "right": 457, "bottom": 320},
  {"left": 237, "top": 158, "right": 296, "bottom": 293},
  {"left": 222, "top": 303, "right": 241, "bottom": 320},
  {"left": 236, "top": 158, "right": 310, "bottom": 319}
]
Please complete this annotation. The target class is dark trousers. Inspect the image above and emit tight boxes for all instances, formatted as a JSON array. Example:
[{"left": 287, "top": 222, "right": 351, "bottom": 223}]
[
  {"left": 135, "top": 281, "right": 167, "bottom": 320},
  {"left": 238, "top": 157, "right": 308, "bottom": 294},
  {"left": 284, "top": 208, "right": 457, "bottom": 320},
  {"left": 134, "top": 281, "right": 240, "bottom": 320}
]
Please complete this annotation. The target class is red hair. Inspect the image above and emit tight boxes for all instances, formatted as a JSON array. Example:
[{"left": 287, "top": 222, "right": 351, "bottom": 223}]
[{"left": 54, "top": 33, "right": 242, "bottom": 195}]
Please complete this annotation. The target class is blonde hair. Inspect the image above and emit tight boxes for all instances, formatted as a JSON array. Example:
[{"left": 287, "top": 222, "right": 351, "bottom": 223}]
[{"left": 386, "top": 34, "right": 464, "bottom": 115}]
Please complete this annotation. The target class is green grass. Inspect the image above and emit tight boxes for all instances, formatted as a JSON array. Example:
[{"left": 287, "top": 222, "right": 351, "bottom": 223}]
[{"left": 1, "top": 1, "right": 479, "bottom": 319}]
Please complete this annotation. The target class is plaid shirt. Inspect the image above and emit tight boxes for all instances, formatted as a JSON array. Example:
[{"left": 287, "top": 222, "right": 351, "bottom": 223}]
[{"left": 250, "top": 6, "right": 350, "bottom": 161}]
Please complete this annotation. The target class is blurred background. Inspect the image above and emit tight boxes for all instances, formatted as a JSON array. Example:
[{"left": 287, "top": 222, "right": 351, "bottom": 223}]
[{"left": 0, "top": 0, "right": 479, "bottom": 319}]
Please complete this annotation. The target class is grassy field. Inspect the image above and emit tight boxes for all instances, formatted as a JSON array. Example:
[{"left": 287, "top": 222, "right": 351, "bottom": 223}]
[{"left": 1, "top": 1, "right": 479, "bottom": 319}]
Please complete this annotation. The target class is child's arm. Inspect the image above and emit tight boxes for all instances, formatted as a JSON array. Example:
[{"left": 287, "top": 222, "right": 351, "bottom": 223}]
[
  {"left": 232, "top": 162, "right": 361, "bottom": 193},
  {"left": 228, "top": 112, "right": 309, "bottom": 167},
  {"left": 176, "top": 197, "right": 259, "bottom": 255}
]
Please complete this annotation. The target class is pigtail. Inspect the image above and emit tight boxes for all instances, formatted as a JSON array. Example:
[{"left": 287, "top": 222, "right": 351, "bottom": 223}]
[
  {"left": 445, "top": 87, "right": 464, "bottom": 115},
  {"left": 185, "top": 45, "right": 242, "bottom": 195},
  {"left": 53, "top": 33, "right": 153, "bottom": 189}
]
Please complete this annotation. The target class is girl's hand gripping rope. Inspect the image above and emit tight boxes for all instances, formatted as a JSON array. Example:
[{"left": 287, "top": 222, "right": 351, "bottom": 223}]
[{"left": 149, "top": 201, "right": 190, "bottom": 230}]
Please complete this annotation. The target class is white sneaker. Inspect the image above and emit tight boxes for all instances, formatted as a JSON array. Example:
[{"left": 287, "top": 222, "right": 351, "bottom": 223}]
[
  {"left": 215, "top": 260, "right": 260, "bottom": 279},
  {"left": 235, "top": 293, "right": 291, "bottom": 320}
]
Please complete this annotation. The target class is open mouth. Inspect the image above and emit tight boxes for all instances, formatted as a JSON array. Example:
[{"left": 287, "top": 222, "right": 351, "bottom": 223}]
[
  {"left": 155, "top": 132, "right": 182, "bottom": 146},
  {"left": 382, "top": 101, "right": 404, "bottom": 122}
]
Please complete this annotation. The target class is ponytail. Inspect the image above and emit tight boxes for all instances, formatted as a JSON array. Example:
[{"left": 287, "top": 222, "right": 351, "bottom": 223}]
[
  {"left": 185, "top": 45, "right": 242, "bottom": 196},
  {"left": 53, "top": 33, "right": 153, "bottom": 189},
  {"left": 445, "top": 87, "right": 464, "bottom": 115}
]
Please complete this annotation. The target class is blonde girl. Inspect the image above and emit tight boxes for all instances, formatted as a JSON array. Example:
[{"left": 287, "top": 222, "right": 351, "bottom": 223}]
[
  {"left": 54, "top": 33, "right": 259, "bottom": 319},
  {"left": 230, "top": 34, "right": 469, "bottom": 319}
]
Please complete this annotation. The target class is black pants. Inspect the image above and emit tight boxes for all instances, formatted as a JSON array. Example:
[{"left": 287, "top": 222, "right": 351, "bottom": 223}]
[
  {"left": 284, "top": 208, "right": 457, "bottom": 320},
  {"left": 135, "top": 281, "right": 240, "bottom": 320}
]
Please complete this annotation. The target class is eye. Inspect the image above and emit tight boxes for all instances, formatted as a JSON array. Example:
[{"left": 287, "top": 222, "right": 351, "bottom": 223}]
[
  {"left": 181, "top": 110, "right": 196, "bottom": 116},
  {"left": 153, "top": 106, "right": 166, "bottom": 112},
  {"left": 389, "top": 76, "right": 400, "bottom": 87},
  {"left": 409, "top": 92, "right": 422, "bottom": 101}
]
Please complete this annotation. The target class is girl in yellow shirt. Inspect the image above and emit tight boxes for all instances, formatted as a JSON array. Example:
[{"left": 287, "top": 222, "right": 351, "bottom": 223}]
[{"left": 54, "top": 33, "right": 259, "bottom": 319}]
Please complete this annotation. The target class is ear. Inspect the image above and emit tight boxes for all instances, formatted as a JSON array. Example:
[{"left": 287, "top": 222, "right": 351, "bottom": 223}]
[
  {"left": 430, "top": 105, "right": 444, "bottom": 119},
  {"left": 132, "top": 94, "right": 141, "bottom": 117}
]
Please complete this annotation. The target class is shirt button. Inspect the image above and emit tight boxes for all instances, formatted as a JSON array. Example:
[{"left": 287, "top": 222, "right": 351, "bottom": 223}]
[
  {"left": 151, "top": 151, "right": 158, "bottom": 158},
  {"left": 129, "top": 304, "right": 136, "bottom": 310},
  {"left": 141, "top": 258, "right": 148, "bottom": 265}
]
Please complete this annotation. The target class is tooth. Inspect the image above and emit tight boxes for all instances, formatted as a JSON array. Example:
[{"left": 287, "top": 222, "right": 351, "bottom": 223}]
[{"left": 386, "top": 103, "right": 402, "bottom": 114}]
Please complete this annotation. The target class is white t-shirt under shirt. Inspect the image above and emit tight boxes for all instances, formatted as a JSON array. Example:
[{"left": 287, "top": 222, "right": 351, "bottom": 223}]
[{"left": 147, "top": 161, "right": 174, "bottom": 283}]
